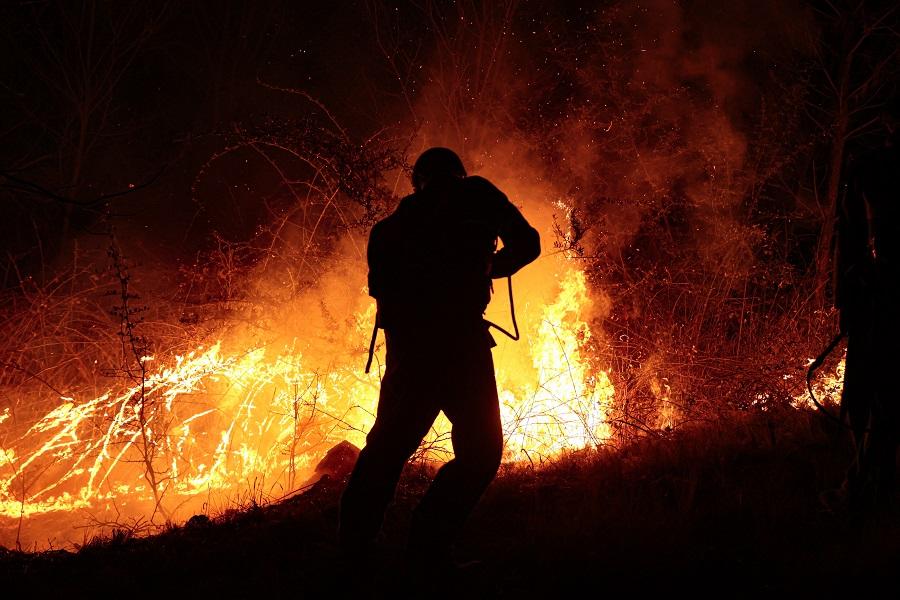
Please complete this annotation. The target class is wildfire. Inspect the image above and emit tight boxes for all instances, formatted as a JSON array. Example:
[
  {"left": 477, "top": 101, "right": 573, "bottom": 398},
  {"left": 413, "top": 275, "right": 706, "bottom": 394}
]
[
  {"left": 498, "top": 269, "right": 613, "bottom": 458},
  {"left": 794, "top": 355, "right": 846, "bottom": 410},
  {"left": 0, "top": 250, "right": 613, "bottom": 547}
]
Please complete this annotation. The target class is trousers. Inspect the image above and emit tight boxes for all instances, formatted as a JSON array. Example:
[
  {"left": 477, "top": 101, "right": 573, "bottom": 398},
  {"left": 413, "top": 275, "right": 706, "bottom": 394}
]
[{"left": 339, "top": 321, "right": 503, "bottom": 553}]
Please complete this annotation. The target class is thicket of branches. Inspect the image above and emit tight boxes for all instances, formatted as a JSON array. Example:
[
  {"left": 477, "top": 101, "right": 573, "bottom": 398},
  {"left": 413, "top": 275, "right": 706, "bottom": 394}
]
[{"left": 554, "top": 2, "right": 897, "bottom": 436}]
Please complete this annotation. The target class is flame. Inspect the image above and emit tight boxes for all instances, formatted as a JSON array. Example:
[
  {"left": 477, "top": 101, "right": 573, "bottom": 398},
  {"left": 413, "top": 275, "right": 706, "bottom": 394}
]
[
  {"left": 498, "top": 269, "right": 613, "bottom": 458},
  {"left": 793, "top": 355, "right": 845, "bottom": 410},
  {"left": 0, "top": 248, "right": 613, "bottom": 547}
]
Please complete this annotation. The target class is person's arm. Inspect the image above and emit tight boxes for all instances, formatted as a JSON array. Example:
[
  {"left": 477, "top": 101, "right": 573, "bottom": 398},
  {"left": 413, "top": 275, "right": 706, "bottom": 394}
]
[{"left": 481, "top": 180, "right": 540, "bottom": 278}]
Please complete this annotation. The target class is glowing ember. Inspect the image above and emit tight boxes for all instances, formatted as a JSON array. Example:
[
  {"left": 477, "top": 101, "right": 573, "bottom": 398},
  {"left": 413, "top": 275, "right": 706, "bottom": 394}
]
[{"left": 0, "top": 248, "right": 612, "bottom": 547}]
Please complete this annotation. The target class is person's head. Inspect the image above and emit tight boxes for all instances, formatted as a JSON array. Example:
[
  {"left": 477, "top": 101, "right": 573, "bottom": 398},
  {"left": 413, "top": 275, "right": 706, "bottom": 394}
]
[{"left": 411, "top": 147, "right": 466, "bottom": 192}]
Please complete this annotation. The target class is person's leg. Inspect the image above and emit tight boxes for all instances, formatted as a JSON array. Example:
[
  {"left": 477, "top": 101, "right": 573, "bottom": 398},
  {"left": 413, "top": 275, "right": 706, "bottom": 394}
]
[
  {"left": 339, "top": 342, "right": 440, "bottom": 552},
  {"left": 408, "top": 338, "right": 503, "bottom": 556}
]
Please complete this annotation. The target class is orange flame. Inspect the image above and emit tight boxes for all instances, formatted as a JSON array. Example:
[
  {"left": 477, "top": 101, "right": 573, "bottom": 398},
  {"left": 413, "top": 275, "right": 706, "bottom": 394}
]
[{"left": 0, "top": 237, "right": 613, "bottom": 547}]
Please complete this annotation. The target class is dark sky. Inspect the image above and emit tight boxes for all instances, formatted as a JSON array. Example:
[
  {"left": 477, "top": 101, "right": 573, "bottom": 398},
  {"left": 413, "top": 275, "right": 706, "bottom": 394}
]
[
  {"left": 0, "top": 1, "right": 410, "bottom": 271},
  {"left": 0, "top": 1, "right": 895, "bottom": 285}
]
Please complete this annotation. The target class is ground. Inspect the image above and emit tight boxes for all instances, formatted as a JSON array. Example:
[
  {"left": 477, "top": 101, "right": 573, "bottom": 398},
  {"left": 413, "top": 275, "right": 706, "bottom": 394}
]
[{"left": 2, "top": 407, "right": 899, "bottom": 598}]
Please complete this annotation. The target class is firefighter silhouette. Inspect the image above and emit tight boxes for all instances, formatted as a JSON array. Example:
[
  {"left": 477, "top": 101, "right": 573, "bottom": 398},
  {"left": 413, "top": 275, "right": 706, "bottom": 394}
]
[
  {"left": 338, "top": 147, "right": 540, "bottom": 562},
  {"left": 835, "top": 104, "right": 900, "bottom": 514}
]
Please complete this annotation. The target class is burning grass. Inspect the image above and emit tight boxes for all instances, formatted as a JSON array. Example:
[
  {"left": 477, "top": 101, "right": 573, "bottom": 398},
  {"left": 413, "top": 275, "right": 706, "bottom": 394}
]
[
  {"left": 0, "top": 41, "right": 848, "bottom": 551},
  {"left": 0, "top": 407, "right": 890, "bottom": 596},
  {"left": 0, "top": 230, "right": 625, "bottom": 549},
  {"left": 0, "top": 187, "right": 845, "bottom": 551}
]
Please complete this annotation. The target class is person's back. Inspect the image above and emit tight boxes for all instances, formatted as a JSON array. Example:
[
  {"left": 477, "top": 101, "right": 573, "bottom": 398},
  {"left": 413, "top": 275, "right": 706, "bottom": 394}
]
[{"left": 369, "top": 173, "right": 539, "bottom": 333}]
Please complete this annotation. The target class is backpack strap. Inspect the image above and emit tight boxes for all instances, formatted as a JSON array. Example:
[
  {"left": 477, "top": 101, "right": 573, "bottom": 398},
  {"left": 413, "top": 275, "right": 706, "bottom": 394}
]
[
  {"left": 364, "top": 316, "right": 380, "bottom": 374},
  {"left": 483, "top": 276, "right": 520, "bottom": 341}
]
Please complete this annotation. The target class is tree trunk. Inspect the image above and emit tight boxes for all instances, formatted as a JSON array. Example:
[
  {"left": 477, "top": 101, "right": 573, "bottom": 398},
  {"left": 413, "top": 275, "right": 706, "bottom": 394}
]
[{"left": 814, "top": 46, "right": 853, "bottom": 309}]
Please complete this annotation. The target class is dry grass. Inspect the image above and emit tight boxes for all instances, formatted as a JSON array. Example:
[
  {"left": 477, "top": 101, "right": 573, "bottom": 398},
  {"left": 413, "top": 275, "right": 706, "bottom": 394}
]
[{"left": 3, "top": 407, "right": 895, "bottom": 597}]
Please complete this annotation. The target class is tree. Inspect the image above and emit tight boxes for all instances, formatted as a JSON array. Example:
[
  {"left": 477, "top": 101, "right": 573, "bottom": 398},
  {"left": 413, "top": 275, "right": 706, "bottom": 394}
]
[
  {"left": 807, "top": 0, "right": 900, "bottom": 304},
  {"left": 0, "top": 1, "right": 169, "bottom": 268}
]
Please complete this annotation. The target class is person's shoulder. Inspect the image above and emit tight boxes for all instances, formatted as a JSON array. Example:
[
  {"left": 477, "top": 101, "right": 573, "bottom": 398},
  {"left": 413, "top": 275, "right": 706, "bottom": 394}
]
[
  {"left": 462, "top": 175, "right": 509, "bottom": 204},
  {"left": 381, "top": 193, "right": 417, "bottom": 221},
  {"left": 371, "top": 193, "right": 418, "bottom": 234},
  {"left": 463, "top": 175, "right": 500, "bottom": 191},
  {"left": 397, "top": 191, "right": 419, "bottom": 206}
]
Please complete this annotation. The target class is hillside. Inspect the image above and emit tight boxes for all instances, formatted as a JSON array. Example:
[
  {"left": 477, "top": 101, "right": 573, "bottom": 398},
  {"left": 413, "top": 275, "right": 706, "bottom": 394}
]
[{"left": 2, "top": 408, "right": 898, "bottom": 598}]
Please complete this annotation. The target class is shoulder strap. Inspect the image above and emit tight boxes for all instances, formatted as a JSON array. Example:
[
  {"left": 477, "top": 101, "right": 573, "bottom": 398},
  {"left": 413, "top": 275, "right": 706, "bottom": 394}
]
[{"left": 483, "top": 276, "right": 520, "bottom": 341}]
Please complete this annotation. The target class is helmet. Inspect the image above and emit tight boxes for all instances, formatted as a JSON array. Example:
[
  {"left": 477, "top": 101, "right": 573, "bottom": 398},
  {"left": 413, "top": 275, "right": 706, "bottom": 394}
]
[{"left": 411, "top": 147, "right": 466, "bottom": 192}]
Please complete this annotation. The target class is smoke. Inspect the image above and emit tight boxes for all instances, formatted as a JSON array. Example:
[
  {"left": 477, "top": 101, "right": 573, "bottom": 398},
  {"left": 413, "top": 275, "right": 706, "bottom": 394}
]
[
  {"left": 383, "top": 0, "right": 819, "bottom": 430},
  {"left": 395, "top": 0, "right": 811, "bottom": 282},
  {"left": 217, "top": 1, "right": 814, "bottom": 348}
]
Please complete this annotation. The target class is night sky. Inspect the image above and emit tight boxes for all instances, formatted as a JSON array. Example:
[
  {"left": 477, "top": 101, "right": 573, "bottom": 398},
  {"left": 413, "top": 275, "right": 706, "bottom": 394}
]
[
  {"left": 0, "top": 1, "right": 841, "bottom": 276},
  {"left": 0, "top": 3, "right": 397, "bottom": 265}
]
